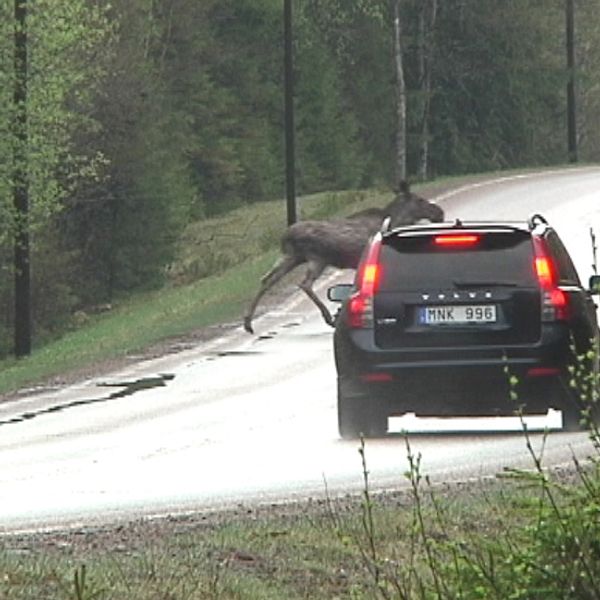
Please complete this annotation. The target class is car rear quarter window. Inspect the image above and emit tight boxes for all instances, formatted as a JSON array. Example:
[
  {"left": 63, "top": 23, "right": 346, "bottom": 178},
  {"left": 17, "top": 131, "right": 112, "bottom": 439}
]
[
  {"left": 545, "top": 230, "right": 582, "bottom": 286},
  {"left": 379, "top": 230, "right": 537, "bottom": 291}
]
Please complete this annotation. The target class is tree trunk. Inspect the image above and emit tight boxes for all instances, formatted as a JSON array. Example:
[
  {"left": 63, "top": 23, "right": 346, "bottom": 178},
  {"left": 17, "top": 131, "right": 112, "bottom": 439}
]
[
  {"left": 418, "top": 0, "right": 437, "bottom": 181},
  {"left": 566, "top": 0, "right": 577, "bottom": 163},
  {"left": 284, "top": 0, "right": 297, "bottom": 225},
  {"left": 14, "top": 0, "right": 31, "bottom": 357},
  {"left": 393, "top": 0, "right": 406, "bottom": 187}
]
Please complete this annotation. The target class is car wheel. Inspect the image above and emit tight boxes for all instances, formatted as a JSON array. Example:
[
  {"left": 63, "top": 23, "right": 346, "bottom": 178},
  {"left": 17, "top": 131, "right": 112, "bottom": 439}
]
[
  {"left": 561, "top": 398, "right": 585, "bottom": 432},
  {"left": 337, "top": 384, "right": 388, "bottom": 440},
  {"left": 560, "top": 388, "right": 600, "bottom": 432},
  {"left": 338, "top": 396, "right": 360, "bottom": 439}
]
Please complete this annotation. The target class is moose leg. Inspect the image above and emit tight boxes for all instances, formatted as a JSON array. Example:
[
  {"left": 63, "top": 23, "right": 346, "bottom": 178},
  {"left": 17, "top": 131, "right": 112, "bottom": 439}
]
[
  {"left": 298, "top": 260, "right": 335, "bottom": 327},
  {"left": 244, "top": 254, "right": 302, "bottom": 333}
]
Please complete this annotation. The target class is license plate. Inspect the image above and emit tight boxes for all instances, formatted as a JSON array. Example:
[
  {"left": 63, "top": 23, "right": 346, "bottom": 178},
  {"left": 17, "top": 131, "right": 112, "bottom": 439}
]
[{"left": 419, "top": 304, "right": 497, "bottom": 325}]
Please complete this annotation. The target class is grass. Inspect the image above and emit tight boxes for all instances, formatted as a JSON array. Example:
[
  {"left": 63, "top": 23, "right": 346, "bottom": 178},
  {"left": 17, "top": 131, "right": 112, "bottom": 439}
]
[{"left": 0, "top": 252, "right": 278, "bottom": 394}]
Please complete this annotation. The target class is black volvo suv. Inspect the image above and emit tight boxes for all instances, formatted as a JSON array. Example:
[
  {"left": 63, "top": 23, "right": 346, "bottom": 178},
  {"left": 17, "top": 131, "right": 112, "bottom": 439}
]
[{"left": 328, "top": 215, "right": 600, "bottom": 438}]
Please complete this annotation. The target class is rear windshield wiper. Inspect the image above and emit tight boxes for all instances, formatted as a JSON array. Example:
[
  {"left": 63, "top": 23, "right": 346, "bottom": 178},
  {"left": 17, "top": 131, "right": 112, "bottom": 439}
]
[{"left": 452, "top": 280, "right": 519, "bottom": 289}]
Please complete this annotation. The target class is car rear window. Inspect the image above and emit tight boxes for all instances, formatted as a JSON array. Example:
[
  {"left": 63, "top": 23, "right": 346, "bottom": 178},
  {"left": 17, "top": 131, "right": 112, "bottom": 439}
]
[{"left": 378, "top": 230, "right": 536, "bottom": 291}]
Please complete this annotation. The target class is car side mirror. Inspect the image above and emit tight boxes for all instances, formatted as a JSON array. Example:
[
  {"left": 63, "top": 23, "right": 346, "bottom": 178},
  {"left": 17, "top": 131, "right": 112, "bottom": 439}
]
[
  {"left": 589, "top": 274, "right": 600, "bottom": 295},
  {"left": 327, "top": 283, "right": 353, "bottom": 303}
]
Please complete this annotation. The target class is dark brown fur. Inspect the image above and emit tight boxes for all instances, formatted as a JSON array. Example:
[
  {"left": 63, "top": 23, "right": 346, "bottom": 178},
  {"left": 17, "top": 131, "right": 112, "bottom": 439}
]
[{"left": 244, "top": 181, "right": 444, "bottom": 332}]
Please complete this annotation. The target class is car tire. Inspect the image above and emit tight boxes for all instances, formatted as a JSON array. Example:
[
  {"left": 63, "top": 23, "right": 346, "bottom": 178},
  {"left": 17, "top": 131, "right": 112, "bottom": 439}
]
[
  {"left": 561, "top": 398, "right": 585, "bottom": 431},
  {"left": 337, "top": 385, "right": 387, "bottom": 439},
  {"left": 561, "top": 389, "right": 600, "bottom": 432}
]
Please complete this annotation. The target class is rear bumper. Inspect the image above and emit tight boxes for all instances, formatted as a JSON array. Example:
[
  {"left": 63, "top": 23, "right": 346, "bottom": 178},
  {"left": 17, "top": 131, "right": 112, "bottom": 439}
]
[
  {"left": 334, "top": 323, "right": 580, "bottom": 416},
  {"left": 337, "top": 370, "right": 566, "bottom": 417}
]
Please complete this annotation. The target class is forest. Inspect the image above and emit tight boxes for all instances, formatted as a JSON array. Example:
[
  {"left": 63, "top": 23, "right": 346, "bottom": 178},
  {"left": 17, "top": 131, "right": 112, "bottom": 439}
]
[{"left": 0, "top": 0, "right": 599, "bottom": 356}]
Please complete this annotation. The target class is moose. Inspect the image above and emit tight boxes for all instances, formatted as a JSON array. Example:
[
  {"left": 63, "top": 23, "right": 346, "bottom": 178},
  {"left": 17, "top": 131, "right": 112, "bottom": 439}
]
[{"left": 243, "top": 181, "right": 445, "bottom": 333}]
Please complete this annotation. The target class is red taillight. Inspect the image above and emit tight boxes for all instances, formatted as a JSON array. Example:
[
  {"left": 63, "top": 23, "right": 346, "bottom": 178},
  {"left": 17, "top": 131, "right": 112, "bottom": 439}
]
[
  {"left": 527, "top": 367, "right": 561, "bottom": 377},
  {"left": 532, "top": 237, "right": 568, "bottom": 321},
  {"left": 534, "top": 256, "right": 554, "bottom": 288},
  {"left": 347, "top": 294, "right": 371, "bottom": 328},
  {"left": 434, "top": 234, "right": 480, "bottom": 247},
  {"left": 362, "top": 263, "right": 379, "bottom": 295},
  {"left": 548, "top": 288, "right": 567, "bottom": 308},
  {"left": 347, "top": 236, "right": 382, "bottom": 328}
]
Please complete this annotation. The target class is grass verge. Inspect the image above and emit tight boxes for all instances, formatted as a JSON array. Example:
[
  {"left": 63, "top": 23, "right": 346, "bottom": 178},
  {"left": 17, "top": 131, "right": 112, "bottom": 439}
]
[{"left": 0, "top": 251, "right": 279, "bottom": 395}]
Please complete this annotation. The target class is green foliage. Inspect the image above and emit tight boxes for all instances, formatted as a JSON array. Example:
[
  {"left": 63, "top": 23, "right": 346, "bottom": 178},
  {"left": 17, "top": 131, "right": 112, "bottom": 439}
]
[
  {"left": 0, "top": 0, "right": 113, "bottom": 354},
  {"left": 60, "top": 0, "right": 198, "bottom": 294},
  {"left": 104, "top": 107, "right": 195, "bottom": 291},
  {"left": 71, "top": 564, "right": 104, "bottom": 600},
  {"left": 197, "top": 0, "right": 284, "bottom": 210},
  {"left": 0, "top": 220, "right": 86, "bottom": 355},
  {"left": 294, "top": 10, "right": 364, "bottom": 192},
  {"left": 576, "top": 4, "right": 600, "bottom": 162},
  {"left": 428, "top": 0, "right": 566, "bottom": 175},
  {"left": 302, "top": 0, "right": 396, "bottom": 185},
  {"left": 449, "top": 465, "right": 600, "bottom": 600},
  {"left": 0, "top": 0, "right": 112, "bottom": 242},
  {"left": 4, "top": 0, "right": 600, "bottom": 356}
]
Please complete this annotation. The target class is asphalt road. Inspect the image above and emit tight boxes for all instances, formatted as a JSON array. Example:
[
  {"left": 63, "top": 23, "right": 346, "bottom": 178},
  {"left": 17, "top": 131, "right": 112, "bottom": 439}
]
[{"left": 1, "top": 166, "right": 599, "bottom": 534}]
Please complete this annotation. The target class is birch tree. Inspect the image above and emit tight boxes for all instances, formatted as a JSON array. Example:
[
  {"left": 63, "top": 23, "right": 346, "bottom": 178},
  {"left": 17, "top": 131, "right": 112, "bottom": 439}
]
[
  {"left": 393, "top": 0, "right": 407, "bottom": 186},
  {"left": 0, "top": 0, "right": 112, "bottom": 355}
]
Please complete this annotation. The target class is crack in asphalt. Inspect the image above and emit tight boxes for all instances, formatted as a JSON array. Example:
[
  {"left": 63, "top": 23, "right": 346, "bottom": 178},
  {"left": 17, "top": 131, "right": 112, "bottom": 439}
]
[
  {"left": 0, "top": 319, "right": 292, "bottom": 427},
  {"left": 0, "top": 374, "right": 175, "bottom": 427}
]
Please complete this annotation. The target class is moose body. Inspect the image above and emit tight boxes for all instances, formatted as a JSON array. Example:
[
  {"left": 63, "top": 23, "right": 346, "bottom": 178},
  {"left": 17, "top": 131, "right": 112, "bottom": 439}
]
[{"left": 243, "top": 182, "right": 444, "bottom": 333}]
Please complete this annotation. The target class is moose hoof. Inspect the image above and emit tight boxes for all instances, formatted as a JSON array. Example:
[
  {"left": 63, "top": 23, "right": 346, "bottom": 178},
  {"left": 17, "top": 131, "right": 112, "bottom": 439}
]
[{"left": 322, "top": 313, "right": 336, "bottom": 328}]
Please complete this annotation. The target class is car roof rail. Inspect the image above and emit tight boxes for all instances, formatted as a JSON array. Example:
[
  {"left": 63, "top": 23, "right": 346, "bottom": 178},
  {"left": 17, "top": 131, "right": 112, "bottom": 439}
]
[
  {"left": 380, "top": 216, "right": 392, "bottom": 233},
  {"left": 528, "top": 213, "right": 548, "bottom": 231}
]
